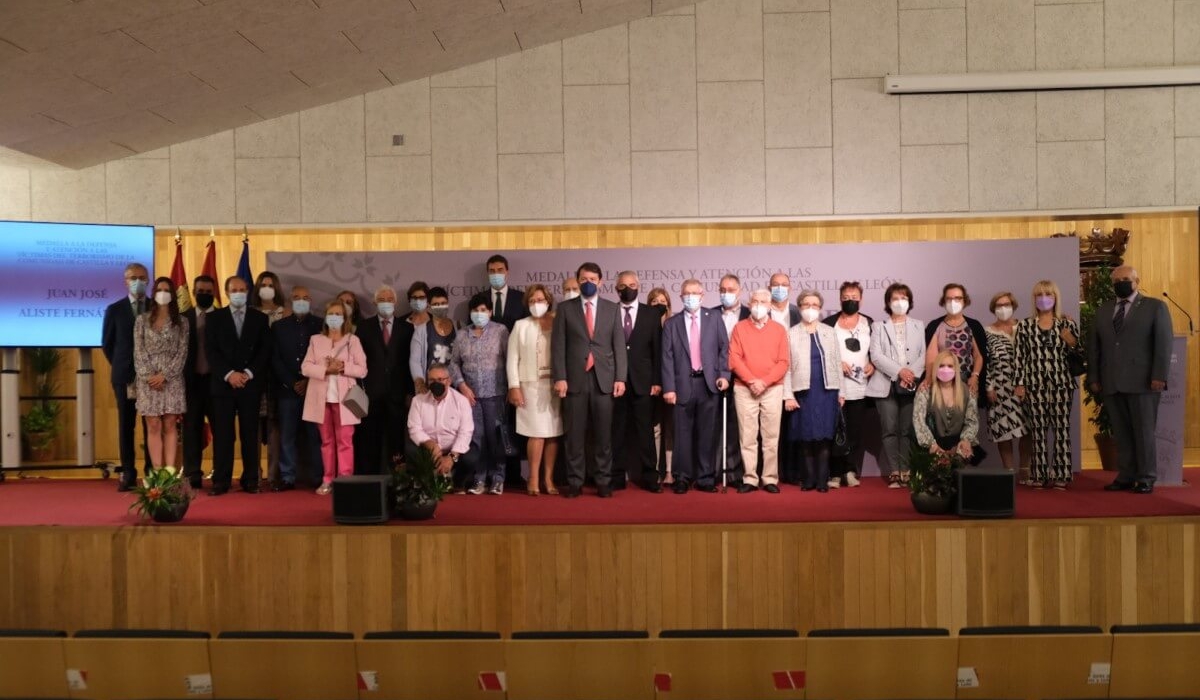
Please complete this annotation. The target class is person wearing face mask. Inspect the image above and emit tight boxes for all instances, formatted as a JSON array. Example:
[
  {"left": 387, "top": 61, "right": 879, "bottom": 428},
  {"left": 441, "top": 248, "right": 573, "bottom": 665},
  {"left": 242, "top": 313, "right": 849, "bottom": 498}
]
[
  {"left": 449, "top": 292, "right": 511, "bottom": 495},
  {"left": 416, "top": 286, "right": 458, "bottom": 390},
  {"left": 561, "top": 278, "right": 581, "bottom": 302},
  {"left": 102, "top": 262, "right": 153, "bottom": 491},
  {"left": 923, "top": 283, "right": 988, "bottom": 405},
  {"left": 1013, "top": 280, "right": 1081, "bottom": 490},
  {"left": 983, "top": 292, "right": 1030, "bottom": 484},
  {"left": 270, "top": 285, "right": 325, "bottom": 490},
  {"left": 486, "top": 254, "right": 529, "bottom": 331},
  {"left": 205, "top": 276, "right": 272, "bottom": 496},
  {"left": 182, "top": 274, "right": 218, "bottom": 490},
  {"left": 407, "top": 363, "right": 479, "bottom": 486},
  {"left": 133, "top": 277, "right": 190, "bottom": 473},
  {"left": 767, "top": 272, "right": 802, "bottom": 485},
  {"left": 336, "top": 289, "right": 364, "bottom": 328},
  {"left": 729, "top": 289, "right": 790, "bottom": 494},
  {"left": 506, "top": 284, "right": 563, "bottom": 496},
  {"left": 820, "top": 281, "right": 874, "bottom": 489},
  {"left": 767, "top": 272, "right": 802, "bottom": 328},
  {"left": 914, "top": 350, "right": 979, "bottom": 462},
  {"left": 712, "top": 274, "right": 750, "bottom": 487},
  {"left": 354, "top": 283, "right": 416, "bottom": 475},
  {"left": 647, "top": 288, "right": 676, "bottom": 486},
  {"left": 609, "top": 271, "right": 664, "bottom": 493},
  {"left": 783, "top": 290, "right": 845, "bottom": 493},
  {"left": 302, "top": 300, "right": 368, "bottom": 495},
  {"left": 551, "top": 262, "right": 628, "bottom": 498},
  {"left": 661, "top": 279, "right": 730, "bottom": 494},
  {"left": 250, "top": 271, "right": 289, "bottom": 487},
  {"left": 1088, "top": 266, "right": 1173, "bottom": 495},
  {"left": 866, "top": 283, "right": 926, "bottom": 488}
]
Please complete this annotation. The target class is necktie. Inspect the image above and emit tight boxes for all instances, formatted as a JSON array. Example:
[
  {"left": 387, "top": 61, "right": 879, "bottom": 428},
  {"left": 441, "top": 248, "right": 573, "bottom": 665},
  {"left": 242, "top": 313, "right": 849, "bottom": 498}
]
[
  {"left": 195, "top": 312, "right": 209, "bottom": 375},
  {"left": 495, "top": 291, "right": 503, "bottom": 320},
  {"left": 689, "top": 312, "right": 702, "bottom": 371},
  {"left": 623, "top": 306, "right": 633, "bottom": 342},
  {"left": 383, "top": 319, "right": 391, "bottom": 346},
  {"left": 1114, "top": 299, "right": 1128, "bottom": 334},
  {"left": 234, "top": 310, "right": 244, "bottom": 338},
  {"left": 584, "top": 301, "right": 594, "bottom": 371},
  {"left": 133, "top": 299, "right": 142, "bottom": 315}
]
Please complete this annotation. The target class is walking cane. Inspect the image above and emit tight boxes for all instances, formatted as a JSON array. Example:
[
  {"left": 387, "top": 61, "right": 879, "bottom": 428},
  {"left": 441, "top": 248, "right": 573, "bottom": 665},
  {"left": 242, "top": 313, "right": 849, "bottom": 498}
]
[{"left": 720, "top": 389, "right": 728, "bottom": 493}]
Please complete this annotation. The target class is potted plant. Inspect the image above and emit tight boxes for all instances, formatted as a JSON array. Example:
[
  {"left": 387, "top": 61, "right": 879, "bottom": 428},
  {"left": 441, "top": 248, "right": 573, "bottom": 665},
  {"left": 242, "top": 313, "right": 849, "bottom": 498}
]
[
  {"left": 129, "top": 466, "right": 194, "bottom": 523},
  {"left": 392, "top": 447, "right": 452, "bottom": 520},
  {"left": 907, "top": 447, "right": 964, "bottom": 515},
  {"left": 1079, "top": 266, "right": 1117, "bottom": 470},
  {"left": 20, "top": 348, "right": 63, "bottom": 462}
]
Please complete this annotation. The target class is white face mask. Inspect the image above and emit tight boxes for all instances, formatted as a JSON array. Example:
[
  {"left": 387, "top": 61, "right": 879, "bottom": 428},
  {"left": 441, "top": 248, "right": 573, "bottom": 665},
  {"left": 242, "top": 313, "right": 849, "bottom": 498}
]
[
  {"left": 994, "top": 305, "right": 1013, "bottom": 322},
  {"left": 529, "top": 302, "right": 549, "bottom": 318},
  {"left": 750, "top": 304, "right": 769, "bottom": 321},
  {"left": 945, "top": 300, "right": 964, "bottom": 316},
  {"left": 562, "top": 290, "right": 581, "bottom": 301},
  {"left": 890, "top": 299, "right": 909, "bottom": 316},
  {"left": 800, "top": 308, "right": 820, "bottom": 324},
  {"left": 154, "top": 290, "right": 172, "bottom": 306},
  {"left": 258, "top": 286, "right": 275, "bottom": 301}
]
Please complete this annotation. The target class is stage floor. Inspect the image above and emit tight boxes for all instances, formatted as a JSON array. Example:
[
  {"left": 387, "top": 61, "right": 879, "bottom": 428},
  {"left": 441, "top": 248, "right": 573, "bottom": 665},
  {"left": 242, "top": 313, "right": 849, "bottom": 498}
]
[{"left": 0, "top": 469, "right": 1197, "bottom": 527}]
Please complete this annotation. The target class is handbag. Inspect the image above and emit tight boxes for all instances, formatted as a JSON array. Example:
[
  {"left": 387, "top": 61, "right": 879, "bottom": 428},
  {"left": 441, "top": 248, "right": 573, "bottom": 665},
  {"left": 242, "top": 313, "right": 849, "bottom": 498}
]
[
  {"left": 892, "top": 378, "right": 916, "bottom": 397},
  {"left": 1065, "top": 346, "right": 1087, "bottom": 378},
  {"left": 126, "top": 382, "right": 137, "bottom": 400},
  {"left": 832, "top": 409, "right": 850, "bottom": 457},
  {"left": 495, "top": 418, "right": 519, "bottom": 458},
  {"left": 342, "top": 382, "right": 370, "bottom": 419}
]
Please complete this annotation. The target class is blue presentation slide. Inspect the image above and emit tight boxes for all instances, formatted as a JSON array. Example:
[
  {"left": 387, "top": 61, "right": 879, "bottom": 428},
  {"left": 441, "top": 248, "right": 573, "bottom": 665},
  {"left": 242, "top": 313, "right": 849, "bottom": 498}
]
[{"left": 0, "top": 221, "right": 154, "bottom": 347}]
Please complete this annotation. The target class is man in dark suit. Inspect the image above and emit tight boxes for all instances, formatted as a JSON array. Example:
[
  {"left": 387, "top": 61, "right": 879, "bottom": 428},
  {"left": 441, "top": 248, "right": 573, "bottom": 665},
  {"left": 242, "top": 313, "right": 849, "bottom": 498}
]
[
  {"left": 101, "top": 262, "right": 152, "bottom": 491},
  {"left": 1088, "top": 265, "right": 1174, "bottom": 494},
  {"left": 552, "top": 262, "right": 628, "bottom": 498},
  {"left": 181, "top": 275, "right": 217, "bottom": 490},
  {"left": 714, "top": 273, "right": 750, "bottom": 486},
  {"left": 768, "top": 271, "right": 802, "bottom": 484},
  {"left": 610, "top": 271, "right": 663, "bottom": 492},
  {"left": 486, "top": 254, "right": 528, "bottom": 331},
  {"left": 355, "top": 283, "right": 414, "bottom": 473},
  {"left": 663, "top": 279, "right": 730, "bottom": 493},
  {"left": 206, "top": 276, "right": 272, "bottom": 496},
  {"left": 270, "top": 285, "right": 324, "bottom": 490}
]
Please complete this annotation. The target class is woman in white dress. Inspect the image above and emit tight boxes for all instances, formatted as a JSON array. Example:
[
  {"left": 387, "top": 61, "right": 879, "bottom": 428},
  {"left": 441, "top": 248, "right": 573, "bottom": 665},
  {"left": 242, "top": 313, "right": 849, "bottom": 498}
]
[{"left": 507, "top": 284, "right": 563, "bottom": 496}]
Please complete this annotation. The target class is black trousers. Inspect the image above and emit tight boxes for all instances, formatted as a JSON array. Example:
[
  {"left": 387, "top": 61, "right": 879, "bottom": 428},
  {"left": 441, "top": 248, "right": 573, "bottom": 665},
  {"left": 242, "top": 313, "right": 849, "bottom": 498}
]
[
  {"left": 181, "top": 374, "right": 213, "bottom": 483},
  {"left": 404, "top": 439, "right": 480, "bottom": 488},
  {"left": 831, "top": 397, "right": 872, "bottom": 478},
  {"left": 563, "top": 371, "right": 614, "bottom": 488},
  {"left": 674, "top": 376, "right": 719, "bottom": 487},
  {"left": 211, "top": 388, "right": 262, "bottom": 488},
  {"left": 354, "top": 394, "right": 403, "bottom": 475},
  {"left": 612, "top": 390, "right": 657, "bottom": 486},
  {"left": 112, "top": 383, "right": 150, "bottom": 483}
]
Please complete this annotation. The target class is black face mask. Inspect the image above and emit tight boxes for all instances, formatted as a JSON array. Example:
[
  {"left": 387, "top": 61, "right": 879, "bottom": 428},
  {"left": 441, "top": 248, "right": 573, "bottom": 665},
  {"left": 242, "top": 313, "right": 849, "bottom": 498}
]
[
  {"left": 617, "top": 287, "right": 638, "bottom": 304},
  {"left": 195, "top": 292, "right": 214, "bottom": 309},
  {"left": 841, "top": 299, "right": 860, "bottom": 315},
  {"left": 1114, "top": 280, "right": 1134, "bottom": 299},
  {"left": 428, "top": 381, "right": 447, "bottom": 398}
]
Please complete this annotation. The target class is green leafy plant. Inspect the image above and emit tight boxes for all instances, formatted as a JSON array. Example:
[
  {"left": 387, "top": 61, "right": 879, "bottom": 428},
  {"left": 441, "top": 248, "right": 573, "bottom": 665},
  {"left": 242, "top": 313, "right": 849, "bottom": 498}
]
[
  {"left": 393, "top": 446, "right": 452, "bottom": 507},
  {"left": 20, "top": 402, "right": 62, "bottom": 448},
  {"left": 21, "top": 348, "right": 64, "bottom": 452},
  {"left": 907, "top": 446, "right": 964, "bottom": 498},
  {"left": 1080, "top": 266, "right": 1116, "bottom": 436},
  {"left": 129, "top": 466, "right": 193, "bottom": 520}
]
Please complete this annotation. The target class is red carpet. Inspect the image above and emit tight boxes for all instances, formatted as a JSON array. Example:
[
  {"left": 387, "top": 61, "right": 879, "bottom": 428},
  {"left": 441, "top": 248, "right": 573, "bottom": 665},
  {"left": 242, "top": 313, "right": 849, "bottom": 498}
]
[{"left": 0, "top": 469, "right": 1197, "bottom": 527}]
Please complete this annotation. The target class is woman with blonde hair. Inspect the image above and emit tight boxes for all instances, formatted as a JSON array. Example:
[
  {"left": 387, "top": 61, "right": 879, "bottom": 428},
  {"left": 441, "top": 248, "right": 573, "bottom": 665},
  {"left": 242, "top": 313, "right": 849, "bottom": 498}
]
[
  {"left": 302, "top": 299, "right": 368, "bottom": 495},
  {"left": 1013, "top": 280, "right": 1080, "bottom": 489},
  {"left": 913, "top": 350, "right": 979, "bottom": 461},
  {"left": 507, "top": 283, "right": 562, "bottom": 496}
]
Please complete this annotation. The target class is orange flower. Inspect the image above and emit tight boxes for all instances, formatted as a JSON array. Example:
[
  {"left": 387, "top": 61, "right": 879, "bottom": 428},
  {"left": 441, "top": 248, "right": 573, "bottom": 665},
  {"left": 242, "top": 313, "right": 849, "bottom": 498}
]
[{"left": 147, "top": 487, "right": 162, "bottom": 500}]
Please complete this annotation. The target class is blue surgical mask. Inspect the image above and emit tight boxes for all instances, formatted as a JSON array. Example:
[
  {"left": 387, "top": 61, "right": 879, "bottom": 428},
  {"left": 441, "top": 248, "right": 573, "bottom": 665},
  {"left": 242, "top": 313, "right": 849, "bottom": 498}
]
[
  {"left": 682, "top": 295, "right": 702, "bottom": 312},
  {"left": 488, "top": 273, "right": 506, "bottom": 290},
  {"left": 127, "top": 279, "right": 146, "bottom": 296},
  {"left": 409, "top": 299, "right": 427, "bottom": 313},
  {"left": 326, "top": 315, "right": 344, "bottom": 330},
  {"left": 580, "top": 281, "right": 598, "bottom": 298},
  {"left": 470, "top": 311, "right": 489, "bottom": 328},
  {"left": 292, "top": 299, "right": 311, "bottom": 315},
  {"left": 770, "top": 286, "right": 789, "bottom": 303},
  {"left": 720, "top": 292, "right": 738, "bottom": 308},
  {"left": 228, "top": 292, "right": 248, "bottom": 308},
  {"left": 376, "top": 301, "right": 395, "bottom": 318}
]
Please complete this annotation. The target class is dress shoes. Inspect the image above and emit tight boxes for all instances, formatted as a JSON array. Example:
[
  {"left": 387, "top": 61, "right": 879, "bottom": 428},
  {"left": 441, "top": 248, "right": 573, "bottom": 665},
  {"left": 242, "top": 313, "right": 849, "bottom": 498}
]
[
  {"left": 695, "top": 484, "right": 719, "bottom": 493},
  {"left": 208, "top": 485, "right": 229, "bottom": 496},
  {"left": 1132, "top": 482, "right": 1154, "bottom": 494},
  {"left": 817, "top": 486, "right": 829, "bottom": 493},
  {"left": 672, "top": 481, "right": 689, "bottom": 495},
  {"left": 737, "top": 483, "right": 758, "bottom": 494},
  {"left": 188, "top": 477, "right": 203, "bottom": 491},
  {"left": 116, "top": 479, "right": 134, "bottom": 493},
  {"left": 271, "top": 481, "right": 295, "bottom": 493},
  {"left": 643, "top": 481, "right": 663, "bottom": 494},
  {"left": 611, "top": 479, "right": 628, "bottom": 491},
  {"left": 763, "top": 483, "right": 781, "bottom": 494},
  {"left": 562, "top": 486, "right": 581, "bottom": 498},
  {"left": 1104, "top": 480, "right": 1134, "bottom": 492},
  {"left": 240, "top": 482, "right": 259, "bottom": 494},
  {"left": 597, "top": 485, "right": 613, "bottom": 498}
]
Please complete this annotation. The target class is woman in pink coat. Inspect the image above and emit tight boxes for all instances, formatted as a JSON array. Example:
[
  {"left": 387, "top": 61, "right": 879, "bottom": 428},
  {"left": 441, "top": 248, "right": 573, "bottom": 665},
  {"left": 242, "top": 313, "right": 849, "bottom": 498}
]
[{"left": 302, "top": 299, "right": 368, "bottom": 494}]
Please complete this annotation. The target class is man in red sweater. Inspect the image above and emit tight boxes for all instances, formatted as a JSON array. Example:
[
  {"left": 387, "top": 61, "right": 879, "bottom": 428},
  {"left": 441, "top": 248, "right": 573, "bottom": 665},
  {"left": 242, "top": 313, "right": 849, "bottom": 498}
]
[{"left": 729, "top": 288, "right": 790, "bottom": 493}]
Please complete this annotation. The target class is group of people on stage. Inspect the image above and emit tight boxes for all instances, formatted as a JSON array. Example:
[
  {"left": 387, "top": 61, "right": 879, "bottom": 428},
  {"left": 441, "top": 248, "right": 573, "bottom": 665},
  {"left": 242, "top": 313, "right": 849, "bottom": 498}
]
[{"left": 101, "top": 255, "right": 1173, "bottom": 499}]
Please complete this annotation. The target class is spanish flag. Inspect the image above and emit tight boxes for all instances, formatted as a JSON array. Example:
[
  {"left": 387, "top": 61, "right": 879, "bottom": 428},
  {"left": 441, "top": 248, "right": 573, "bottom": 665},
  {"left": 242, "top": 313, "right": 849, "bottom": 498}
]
[{"left": 200, "top": 237, "right": 222, "bottom": 307}]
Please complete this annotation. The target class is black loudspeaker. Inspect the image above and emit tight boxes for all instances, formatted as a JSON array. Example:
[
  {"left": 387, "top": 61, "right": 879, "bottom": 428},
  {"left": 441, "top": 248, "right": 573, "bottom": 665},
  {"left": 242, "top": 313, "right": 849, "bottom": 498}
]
[
  {"left": 332, "top": 475, "right": 392, "bottom": 524},
  {"left": 956, "top": 468, "right": 1015, "bottom": 518}
]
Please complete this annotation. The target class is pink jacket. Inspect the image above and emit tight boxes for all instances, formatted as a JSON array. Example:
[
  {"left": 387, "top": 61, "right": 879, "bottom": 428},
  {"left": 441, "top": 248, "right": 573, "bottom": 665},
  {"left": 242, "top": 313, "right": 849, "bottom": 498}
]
[{"left": 301, "top": 333, "right": 368, "bottom": 425}]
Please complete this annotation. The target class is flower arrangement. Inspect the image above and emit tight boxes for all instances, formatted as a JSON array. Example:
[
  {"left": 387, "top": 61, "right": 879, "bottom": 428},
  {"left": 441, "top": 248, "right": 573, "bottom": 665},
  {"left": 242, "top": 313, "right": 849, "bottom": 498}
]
[
  {"left": 129, "top": 466, "right": 194, "bottom": 522},
  {"left": 907, "top": 447, "right": 965, "bottom": 498},
  {"left": 392, "top": 447, "right": 452, "bottom": 520}
]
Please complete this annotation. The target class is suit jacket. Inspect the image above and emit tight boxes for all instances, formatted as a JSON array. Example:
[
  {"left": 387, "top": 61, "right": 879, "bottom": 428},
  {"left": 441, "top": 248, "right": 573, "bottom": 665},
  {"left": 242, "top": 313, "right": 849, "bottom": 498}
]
[
  {"left": 271, "top": 312, "right": 325, "bottom": 391},
  {"left": 618, "top": 302, "right": 663, "bottom": 395},
  {"left": 301, "top": 333, "right": 369, "bottom": 425},
  {"left": 551, "top": 296, "right": 627, "bottom": 394},
  {"left": 492, "top": 287, "right": 528, "bottom": 331},
  {"left": 773, "top": 303, "right": 801, "bottom": 327},
  {"left": 661, "top": 308, "right": 730, "bottom": 402},
  {"left": 357, "top": 314, "right": 415, "bottom": 401},
  {"left": 1087, "top": 294, "right": 1174, "bottom": 395},
  {"left": 866, "top": 316, "right": 926, "bottom": 398},
  {"left": 205, "top": 306, "right": 272, "bottom": 396},
  {"left": 101, "top": 296, "right": 143, "bottom": 386}
]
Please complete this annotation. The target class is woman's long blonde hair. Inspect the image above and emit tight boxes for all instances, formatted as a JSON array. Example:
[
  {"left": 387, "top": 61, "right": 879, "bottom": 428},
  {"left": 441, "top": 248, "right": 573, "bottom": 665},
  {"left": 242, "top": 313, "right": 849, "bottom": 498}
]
[{"left": 930, "top": 350, "right": 966, "bottom": 412}]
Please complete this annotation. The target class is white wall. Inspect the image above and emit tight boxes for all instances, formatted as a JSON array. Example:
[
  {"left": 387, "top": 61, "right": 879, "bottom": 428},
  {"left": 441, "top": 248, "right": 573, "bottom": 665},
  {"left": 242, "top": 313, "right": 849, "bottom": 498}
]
[{"left": 2, "top": 0, "right": 1199, "bottom": 225}]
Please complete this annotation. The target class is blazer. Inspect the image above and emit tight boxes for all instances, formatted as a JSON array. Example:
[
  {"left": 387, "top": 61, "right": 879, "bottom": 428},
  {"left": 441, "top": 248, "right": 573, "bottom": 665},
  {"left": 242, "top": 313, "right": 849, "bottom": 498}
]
[
  {"left": 773, "top": 303, "right": 801, "bottom": 327},
  {"left": 710, "top": 304, "right": 751, "bottom": 330},
  {"left": 300, "top": 333, "right": 369, "bottom": 425},
  {"left": 270, "top": 312, "right": 325, "bottom": 392},
  {"left": 205, "top": 306, "right": 272, "bottom": 396},
  {"left": 661, "top": 308, "right": 730, "bottom": 402},
  {"left": 1086, "top": 293, "right": 1174, "bottom": 395},
  {"left": 782, "top": 323, "right": 844, "bottom": 395},
  {"left": 924, "top": 314, "right": 990, "bottom": 407},
  {"left": 101, "top": 296, "right": 142, "bottom": 386},
  {"left": 551, "top": 295, "right": 628, "bottom": 394},
  {"left": 618, "top": 302, "right": 663, "bottom": 395},
  {"left": 866, "top": 316, "right": 927, "bottom": 398},
  {"left": 507, "top": 316, "right": 552, "bottom": 387},
  {"left": 357, "top": 314, "right": 414, "bottom": 401},
  {"left": 492, "top": 287, "right": 529, "bottom": 331}
]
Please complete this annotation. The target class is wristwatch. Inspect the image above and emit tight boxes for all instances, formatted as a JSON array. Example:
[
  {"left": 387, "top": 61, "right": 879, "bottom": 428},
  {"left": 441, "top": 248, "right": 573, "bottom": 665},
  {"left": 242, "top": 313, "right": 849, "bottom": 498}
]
[{"left": 450, "top": 453, "right": 459, "bottom": 463}]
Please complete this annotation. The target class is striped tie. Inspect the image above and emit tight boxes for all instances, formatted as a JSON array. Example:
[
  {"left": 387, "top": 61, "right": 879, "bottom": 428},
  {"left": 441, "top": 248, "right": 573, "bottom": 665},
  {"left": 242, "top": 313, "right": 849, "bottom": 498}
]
[{"left": 1113, "top": 299, "right": 1128, "bottom": 334}]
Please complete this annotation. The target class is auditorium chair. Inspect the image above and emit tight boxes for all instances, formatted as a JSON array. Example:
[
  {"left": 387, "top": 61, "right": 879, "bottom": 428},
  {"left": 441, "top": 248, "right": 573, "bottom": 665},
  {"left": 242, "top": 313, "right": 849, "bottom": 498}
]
[
  {"left": 957, "top": 625, "right": 1110, "bottom": 700},
  {"left": 806, "top": 628, "right": 956, "bottom": 700},
  {"left": 654, "top": 629, "right": 805, "bottom": 699},
  {"left": 507, "top": 630, "right": 652, "bottom": 700},
  {"left": 209, "top": 631, "right": 356, "bottom": 700},
  {"left": 1108, "top": 623, "right": 1200, "bottom": 698},
  {"left": 357, "top": 631, "right": 504, "bottom": 699},
  {"left": 66, "top": 629, "right": 212, "bottom": 700},
  {"left": 0, "top": 629, "right": 69, "bottom": 699}
]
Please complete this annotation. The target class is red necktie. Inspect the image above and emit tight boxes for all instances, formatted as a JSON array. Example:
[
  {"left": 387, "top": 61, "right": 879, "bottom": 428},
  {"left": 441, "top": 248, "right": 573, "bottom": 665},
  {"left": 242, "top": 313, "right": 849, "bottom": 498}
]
[
  {"left": 585, "top": 301, "right": 594, "bottom": 371},
  {"left": 383, "top": 319, "right": 391, "bottom": 345}
]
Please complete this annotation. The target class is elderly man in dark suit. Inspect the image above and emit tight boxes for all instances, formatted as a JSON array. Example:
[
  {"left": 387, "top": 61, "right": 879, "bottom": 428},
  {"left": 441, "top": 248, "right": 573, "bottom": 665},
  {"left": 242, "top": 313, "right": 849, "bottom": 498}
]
[
  {"left": 270, "top": 285, "right": 324, "bottom": 490},
  {"left": 611, "top": 270, "right": 664, "bottom": 492},
  {"left": 355, "top": 283, "right": 414, "bottom": 474},
  {"left": 206, "top": 276, "right": 272, "bottom": 496},
  {"left": 552, "top": 262, "right": 628, "bottom": 498},
  {"left": 663, "top": 278, "right": 730, "bottom": 493},
  {"left": 101, "top": 262, "right": 152, "bottom": 491},
  {"left": 1088, "top": 265, "right": 1174, "bottom": 494},
  {"left": 714, "top": 273, "right": 750, "bottom": 486}
]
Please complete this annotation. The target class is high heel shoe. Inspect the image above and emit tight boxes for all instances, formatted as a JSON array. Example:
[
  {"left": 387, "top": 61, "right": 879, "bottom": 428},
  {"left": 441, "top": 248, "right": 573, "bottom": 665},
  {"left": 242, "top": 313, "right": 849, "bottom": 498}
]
[
  {"left": 544, "top": 484, "right": 559, "bottom": 495},
  {"left": 527, "top": 486, "right": 540, "bottom": 496}
]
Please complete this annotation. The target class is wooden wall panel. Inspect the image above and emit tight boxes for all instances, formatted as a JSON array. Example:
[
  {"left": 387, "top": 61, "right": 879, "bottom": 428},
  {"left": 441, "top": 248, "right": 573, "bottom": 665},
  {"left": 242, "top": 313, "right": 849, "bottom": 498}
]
[{"left": 2, "top": 519, "right": 1198, "bottom": 636}]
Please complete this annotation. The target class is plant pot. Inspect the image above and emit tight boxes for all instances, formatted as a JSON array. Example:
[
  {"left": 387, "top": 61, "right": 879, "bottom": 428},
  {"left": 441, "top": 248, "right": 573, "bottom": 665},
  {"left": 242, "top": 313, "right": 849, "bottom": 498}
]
[
  {"left": 398, "top": 498, "right": 437, "bottom": 521},
  {"left": 1093, "top": 432, "right": 1119, "bottom": 471},
  {"left": 910, "top": 491, "right": 954, "bottom": 515},
  {"left": 151, "top": 501, "right": 190, "bottom": 524},
  {"left": 24, "top": 433, "right": 54, "bottom": 462}
]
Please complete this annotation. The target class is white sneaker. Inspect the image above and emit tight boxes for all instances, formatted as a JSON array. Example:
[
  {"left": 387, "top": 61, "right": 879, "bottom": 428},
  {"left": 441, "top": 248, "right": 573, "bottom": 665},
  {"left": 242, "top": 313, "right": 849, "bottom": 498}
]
[
  {"left": 845, "top": 472, "right": 860, "bottom": 487},
  {"left": 827, "top": 478, "right": 841, "bottom": 489}
]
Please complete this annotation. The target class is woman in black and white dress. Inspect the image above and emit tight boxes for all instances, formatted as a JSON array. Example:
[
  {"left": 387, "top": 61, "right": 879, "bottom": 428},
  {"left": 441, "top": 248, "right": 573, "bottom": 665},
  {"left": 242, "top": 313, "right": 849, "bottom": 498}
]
[{"left": 984, "top": 291, "right": 1030, "bottom": 483}]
